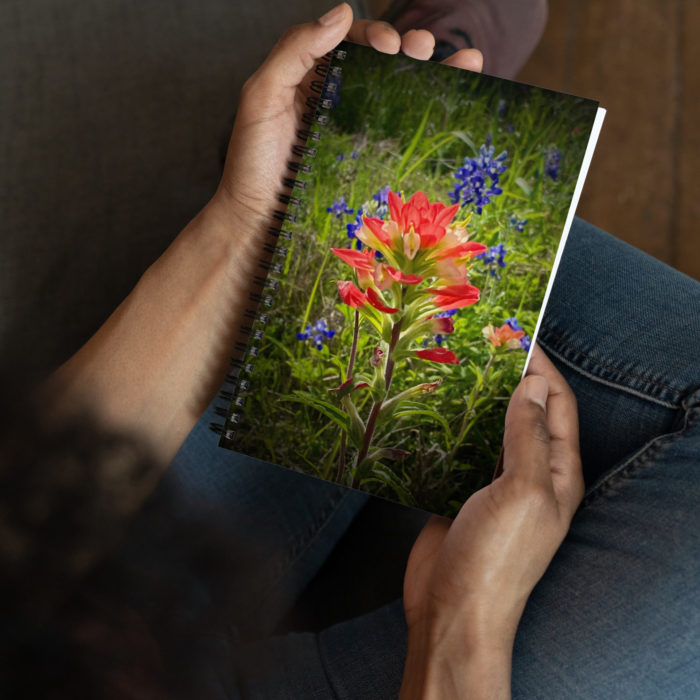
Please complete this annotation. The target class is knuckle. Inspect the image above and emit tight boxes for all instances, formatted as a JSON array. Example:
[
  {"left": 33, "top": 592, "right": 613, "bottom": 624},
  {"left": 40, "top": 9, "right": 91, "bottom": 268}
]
[
  {"left": 501, "top": 476, "right": 554, "bottom": 516},
  {"left": 530, "top": 417, "right": 551, "bottom": 445},
  {"left": 279, "top": 24, "right": 303, "bottom": 44},
  {"left": 504, "top": 415, "right": 550, "bottom": 449}
]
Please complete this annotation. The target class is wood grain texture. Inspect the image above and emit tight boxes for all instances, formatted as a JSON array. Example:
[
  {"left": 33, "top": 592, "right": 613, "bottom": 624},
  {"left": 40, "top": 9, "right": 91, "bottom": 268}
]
[
  {"left": 677, "top": 0, "right": 700, "bottom": 279},
  {"left": 519, "top": 0, "right": 699, "bottom": 279}
]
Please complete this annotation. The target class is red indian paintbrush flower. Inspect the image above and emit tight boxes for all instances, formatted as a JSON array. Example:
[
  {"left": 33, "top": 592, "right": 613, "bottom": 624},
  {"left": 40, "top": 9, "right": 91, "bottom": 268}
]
[
  {"left": 366, "top": 287, "right": 399, "bottom": 313},
  {"left": 482, "top": 323, "right": 525, "bottom": 349},
  {"left": 414, "top": 347, "right": 460, "bottom": 364},
  {"left": 427, "top": 283, "right": 481, "bottom": 311},
  {"left": 335, "top": 190, "right": 484, "bottom": 316},
  {"left": 431, "top": 316, "right": 455, "bottom": 334},
  {"left": 333, "top": 190, "right": 487, "bottom": 366},
  {"left": 337, "top": 280, "right": 367, "bottom": 308}
]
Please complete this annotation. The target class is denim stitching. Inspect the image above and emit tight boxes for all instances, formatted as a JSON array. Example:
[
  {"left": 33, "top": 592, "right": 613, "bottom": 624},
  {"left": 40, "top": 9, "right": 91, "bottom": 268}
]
[
  {"left": 254, "top": 488, "right": 354, "bottom": 603},
  {"left": 581, "top": 397, "right": 700, "bottom": 507},
  {"left": 540, "top": 337, "right": 678, "bottom": 410},
  {"left": 541, "top": 323, "right": 682, "bottom": 396}
]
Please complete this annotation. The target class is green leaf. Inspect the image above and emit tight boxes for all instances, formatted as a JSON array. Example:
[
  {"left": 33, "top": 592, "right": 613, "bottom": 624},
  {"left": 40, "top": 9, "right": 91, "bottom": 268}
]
[
  {"left": 399, "top": 133, "right": 457, "bottom": 184},
  {"left": 264, "top": 334, "right": 295, "bottom": 361},
  {"left": 515, "top": 176, "right": 533, "bottom": 196},
  {"left": 396, "top": 103, "right": 431, "bottom": 181},
  {"left": 362, "top": 467, "right": 416, "bottom": 507},
  {"left": 451, "top": 130, "right": 476, "bottom": 150},
  {"left": 285, "top": 392, "right": 350, "bottom": 433},
  {"left": 392, "top": 402, "right": 453, "bottom": 440}
]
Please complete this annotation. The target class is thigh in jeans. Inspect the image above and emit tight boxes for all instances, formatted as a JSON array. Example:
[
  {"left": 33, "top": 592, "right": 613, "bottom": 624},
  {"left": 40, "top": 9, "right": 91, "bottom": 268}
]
[{"left": 511, "top": 218, "right": 700, "bottom": 699}]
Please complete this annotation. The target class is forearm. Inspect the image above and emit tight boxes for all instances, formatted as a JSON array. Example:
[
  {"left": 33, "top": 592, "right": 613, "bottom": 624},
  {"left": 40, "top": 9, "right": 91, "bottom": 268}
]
[{"left": 46, "top": 196, "right": 261, "bottom": 467}]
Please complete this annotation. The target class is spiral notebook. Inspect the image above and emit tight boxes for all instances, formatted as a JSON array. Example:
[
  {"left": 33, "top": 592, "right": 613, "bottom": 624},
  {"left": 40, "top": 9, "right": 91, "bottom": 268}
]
[{"left": 212, "top": 41, "right": 605, "bottom": 518}]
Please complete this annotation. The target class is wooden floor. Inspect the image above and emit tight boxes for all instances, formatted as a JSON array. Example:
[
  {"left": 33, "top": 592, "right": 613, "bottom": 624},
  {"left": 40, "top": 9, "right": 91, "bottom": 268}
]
[{"left": 518, "top": 0, "right": 699, "bottom": 280}]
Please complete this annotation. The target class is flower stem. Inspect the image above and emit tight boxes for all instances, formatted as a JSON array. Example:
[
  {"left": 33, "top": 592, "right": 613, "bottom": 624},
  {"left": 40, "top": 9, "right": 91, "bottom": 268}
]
[
  {"left": 336, "top": 431, "right": 346, "bottom": 483},
  {"left": 447, "top": 353, "right": 495, "bottom": 464},
  {"left": 353, "top": 317, "right": 403, "bottom": 487},
  {"left": 348, "top": 309, "right": 359, "bottom": 379},
  {"left": 337, "top": 310, "right": 360, "bottom": 484}
]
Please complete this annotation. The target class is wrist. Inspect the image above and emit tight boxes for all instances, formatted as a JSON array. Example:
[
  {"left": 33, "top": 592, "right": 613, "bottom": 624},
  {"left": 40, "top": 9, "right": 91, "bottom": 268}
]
[
  {"left": 203, "top": 188, "right": 275, "bottom": 279},
  {"left": 400, "top": 611, "right": 515, "bottom": 700}
]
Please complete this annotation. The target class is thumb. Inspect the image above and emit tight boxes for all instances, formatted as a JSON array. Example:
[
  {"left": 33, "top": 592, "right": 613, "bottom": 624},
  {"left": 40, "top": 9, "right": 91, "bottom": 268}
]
[
  {"left": 255, "top": 3, "right": 353, "bottom": 92},
  {"left": 503, "top": 374, "right": 552, "bottom": 489}
]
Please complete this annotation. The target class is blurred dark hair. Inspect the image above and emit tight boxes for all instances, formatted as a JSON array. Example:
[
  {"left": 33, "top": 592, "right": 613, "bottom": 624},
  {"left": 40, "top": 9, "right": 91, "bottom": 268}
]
[{"left": 0, "top": 372, "right": 248, "bottom": 698}]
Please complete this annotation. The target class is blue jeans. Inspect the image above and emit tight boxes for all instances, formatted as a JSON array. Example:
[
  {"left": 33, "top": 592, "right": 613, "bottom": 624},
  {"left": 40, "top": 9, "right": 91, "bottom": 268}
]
[{"left": 165, "top": 217, "right": 700, "bottom": 698}]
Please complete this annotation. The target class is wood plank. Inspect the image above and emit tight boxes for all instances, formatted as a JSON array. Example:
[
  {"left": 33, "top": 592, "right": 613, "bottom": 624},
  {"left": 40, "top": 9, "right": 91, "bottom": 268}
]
[
  {"left": 520, "top": 0, "right": 680, "bottom": 268},
  {"left": 677, "top": 0, "right": 700, "bottom": 279},
  {"left": 570, "top": 0, "right": 678, "bottom": 265},
  {"left": 517, "top": 0, "right": 571, "bottom": 91}
]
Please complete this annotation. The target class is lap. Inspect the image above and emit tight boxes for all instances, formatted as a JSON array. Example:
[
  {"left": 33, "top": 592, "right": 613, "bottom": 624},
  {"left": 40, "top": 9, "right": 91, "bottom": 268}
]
[{"left": 161, "top": 217, "right": 700, "bottom": 697}]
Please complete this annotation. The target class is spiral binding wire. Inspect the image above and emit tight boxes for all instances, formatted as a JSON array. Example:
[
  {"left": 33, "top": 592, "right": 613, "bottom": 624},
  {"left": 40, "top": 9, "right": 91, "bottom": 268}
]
[{"left": 211, "top": 46, "right": 347, "bottom": 445}]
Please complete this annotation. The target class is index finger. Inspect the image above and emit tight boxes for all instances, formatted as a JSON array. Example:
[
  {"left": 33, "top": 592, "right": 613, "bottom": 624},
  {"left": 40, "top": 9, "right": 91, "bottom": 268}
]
[{"left": 346, "top": 20, "right": 401, "bottom": 54}]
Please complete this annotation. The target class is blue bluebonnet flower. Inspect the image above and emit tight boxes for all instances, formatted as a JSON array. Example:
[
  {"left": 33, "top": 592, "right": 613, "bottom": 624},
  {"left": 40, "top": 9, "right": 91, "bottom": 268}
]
[
  {"left": 372, "top": 185, "right": 391, "bottom": 206},
  {"left": 505, "top": 317, "right": 532, "bottom": 350},
  {"left": 476, "top": 243, "right": 507, "bottom": 276},
  {"left": 509, "top": 214, "right": 528, "bottom": 232},
  {"left": 351, "top": 151, "right": 359, "bottom": 159},
  {"left": 327, "top": 196, "right": 354, "bottom": 218},
  {"left": 544, "top": 146, "right": 562, "bottom": 180},
  {"left": 506, "top": 124, "right": 514, "bottom": 133},
  {"left": 449, "top": 140, "right": 508, "bottom": 214},
  {"left": 497, "top": 99, "right": 507, "bottom": 117},
  {"left": 297, "top": 319, "right": 336, "bottom": 351},
  {"left": 336, "top": 153, "right": 346, "bottom": 163},
  {"left": 371, "top": 185, "right": 393, "bottom": 218},
  {"left": 346, "top": 206, "right": 364, "bottom": 249}
]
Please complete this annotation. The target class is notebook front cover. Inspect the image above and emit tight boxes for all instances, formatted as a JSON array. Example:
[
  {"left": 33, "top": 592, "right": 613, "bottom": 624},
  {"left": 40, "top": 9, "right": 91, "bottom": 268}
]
[{"left": 222, "top": 41, "right": 600, "bottom": 517}]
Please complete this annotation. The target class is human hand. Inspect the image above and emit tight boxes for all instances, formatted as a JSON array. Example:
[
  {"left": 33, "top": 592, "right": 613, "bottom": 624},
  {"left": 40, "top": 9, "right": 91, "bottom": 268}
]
[
  {"left": 205, "top": 2, "right": 483, "bottom": 259},
  {"left": 400, "top": 345, "right": 584, "bottom": 699}
]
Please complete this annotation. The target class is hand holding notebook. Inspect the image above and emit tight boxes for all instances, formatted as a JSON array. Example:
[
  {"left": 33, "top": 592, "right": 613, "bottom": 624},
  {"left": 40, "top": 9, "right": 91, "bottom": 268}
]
[{"left": 400, "top": 344, "right": 583, "bottom": 697}]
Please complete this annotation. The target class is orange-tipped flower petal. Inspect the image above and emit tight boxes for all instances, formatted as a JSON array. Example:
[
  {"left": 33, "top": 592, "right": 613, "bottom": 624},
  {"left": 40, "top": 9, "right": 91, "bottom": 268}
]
[
  {"left": 426, "top": 283, "right": 481, "bottom": 299},
  {"left": 428, "top": 283, "right": 481, "bottom": 311},
  {"left": 362, "top": 216, "right": 393, "bottom": 247},
  {"left": 331, "top": 247, "right": 375, "bottom": 270},
  {"left": 385, "top": 266, "right": 423, "bottom": 285},
  {"left": 432, "top": 202, "right": 460, "bottom": 228},
  {"left": 366, "top": 287, "right": 399, "bottom": 313},
  {"left": 435, "top": 241, "right": 488, "bottom": 260},
  {"left": 482, "top": 323, "right": 525, "bottom": 348},
  {"left": 418, "top": 222, "right": 446, "bottom": 248},
  {"left": 431, "top": 296, "right": 480, "bottom": 312},
  {"left": 388, "top": 190, "right": 403, "bottom": 223},
  {"left": 414, "top": 347, "right": 460, "bottom": 364},
  {"left": 337, "top": 280, "right": 367, "bottom": 308},
  {"left": 409, "top": 191, "right": 429, "bottom": 209}
]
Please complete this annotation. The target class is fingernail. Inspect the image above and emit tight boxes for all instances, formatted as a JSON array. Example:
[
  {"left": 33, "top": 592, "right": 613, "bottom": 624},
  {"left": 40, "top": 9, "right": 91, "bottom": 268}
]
[
  {"left": 525, "top": 375, "right": 548, "bottom": 413},
  {"left": 318, "top": 3, "right": 346, "bottom": 26}
]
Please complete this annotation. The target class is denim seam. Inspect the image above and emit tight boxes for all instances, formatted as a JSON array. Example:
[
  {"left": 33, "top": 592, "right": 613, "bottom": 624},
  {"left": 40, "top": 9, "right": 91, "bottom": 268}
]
[
  {"left": 316, "top": 632, "right": 342, "bottom": 700},
  {"left": 581, "top": 397, "right": 700, "bottom": 507},
  {"left": 540, "top": 323, "right": 682, "bottom": 403},
  {"left": 539, "top": 329, "right": 679, "bottom": 409},
  {"left": 255, "top": 489, "right": 352, "bottom": 603}
]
